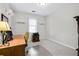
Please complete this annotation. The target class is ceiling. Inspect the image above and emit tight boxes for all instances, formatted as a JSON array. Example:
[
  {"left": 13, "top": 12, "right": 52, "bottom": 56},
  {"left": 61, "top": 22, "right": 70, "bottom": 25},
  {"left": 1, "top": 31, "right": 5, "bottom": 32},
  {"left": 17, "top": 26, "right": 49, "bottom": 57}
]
[{"left": 9, "top": 3, "right": 79, "bottom": 16}]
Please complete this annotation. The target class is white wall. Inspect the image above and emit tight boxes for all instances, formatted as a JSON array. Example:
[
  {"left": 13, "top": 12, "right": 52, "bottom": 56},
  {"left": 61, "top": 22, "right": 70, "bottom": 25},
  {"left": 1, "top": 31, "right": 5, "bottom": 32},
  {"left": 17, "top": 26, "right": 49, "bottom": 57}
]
[
  {"left": 0, "top": 3, "right": 10, "bottom": 16},
  {"left": 12, "top": 11, "right": 46, "bottom": 40},
  {"left": 42, "top": 4, "right": 79, "bottom": 55}
]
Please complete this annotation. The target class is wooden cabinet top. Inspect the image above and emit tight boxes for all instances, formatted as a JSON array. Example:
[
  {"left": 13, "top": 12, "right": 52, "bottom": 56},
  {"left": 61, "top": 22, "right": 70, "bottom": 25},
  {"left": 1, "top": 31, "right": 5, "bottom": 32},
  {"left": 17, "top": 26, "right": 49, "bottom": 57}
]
[{"left": 0, "top": 35, "right": 26, "bottom": 49}]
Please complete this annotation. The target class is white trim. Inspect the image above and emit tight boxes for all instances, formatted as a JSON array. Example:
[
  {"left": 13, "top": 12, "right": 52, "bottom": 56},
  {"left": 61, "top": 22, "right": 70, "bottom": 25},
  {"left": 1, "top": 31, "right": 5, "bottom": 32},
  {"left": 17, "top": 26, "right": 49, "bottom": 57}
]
[
  {"left": 46, "top": 39, "right": 77, "bottom": 50},
  {"left": 41, "top": 39, "right": 77, "bottom": 56}
]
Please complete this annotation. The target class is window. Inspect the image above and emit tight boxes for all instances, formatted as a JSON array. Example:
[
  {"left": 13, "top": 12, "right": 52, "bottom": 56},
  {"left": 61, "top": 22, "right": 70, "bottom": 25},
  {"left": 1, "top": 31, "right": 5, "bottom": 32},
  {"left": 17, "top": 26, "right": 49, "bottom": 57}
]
[{"left": 29, "top": 18, "right": 37, "bottom": 33}]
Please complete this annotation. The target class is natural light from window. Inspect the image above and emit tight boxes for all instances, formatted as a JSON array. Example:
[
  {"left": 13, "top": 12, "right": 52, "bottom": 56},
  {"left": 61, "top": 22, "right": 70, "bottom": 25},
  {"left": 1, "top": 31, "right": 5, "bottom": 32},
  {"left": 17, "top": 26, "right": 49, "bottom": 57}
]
[{"left": 29, "top": 18, "right": 37, "bottom": 33}]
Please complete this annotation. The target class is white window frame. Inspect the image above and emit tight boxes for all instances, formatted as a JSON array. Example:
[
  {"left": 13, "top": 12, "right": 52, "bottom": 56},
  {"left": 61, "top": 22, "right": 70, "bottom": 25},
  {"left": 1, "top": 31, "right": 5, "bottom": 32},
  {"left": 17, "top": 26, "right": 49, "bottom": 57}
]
[{"left": 29, "top": 18, "right": 37, "bottom": 33}]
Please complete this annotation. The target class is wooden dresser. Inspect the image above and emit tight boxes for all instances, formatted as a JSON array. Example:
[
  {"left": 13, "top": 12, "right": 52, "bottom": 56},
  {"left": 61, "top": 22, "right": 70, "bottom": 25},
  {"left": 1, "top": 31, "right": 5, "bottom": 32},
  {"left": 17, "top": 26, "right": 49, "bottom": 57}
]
[{"left": 0, "top": 35, "right": 26, "bottom": 56}]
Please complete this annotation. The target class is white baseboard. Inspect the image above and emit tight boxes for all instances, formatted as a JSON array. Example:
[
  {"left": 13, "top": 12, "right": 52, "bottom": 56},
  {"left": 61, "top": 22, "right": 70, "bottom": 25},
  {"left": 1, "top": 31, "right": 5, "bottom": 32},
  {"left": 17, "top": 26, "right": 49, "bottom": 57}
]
[
  {"left": 41, "top": 39, "right": 77, "bottom": 56},
  {"left": 46, "top": 39, "right": 77, "bottom": 50}
]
